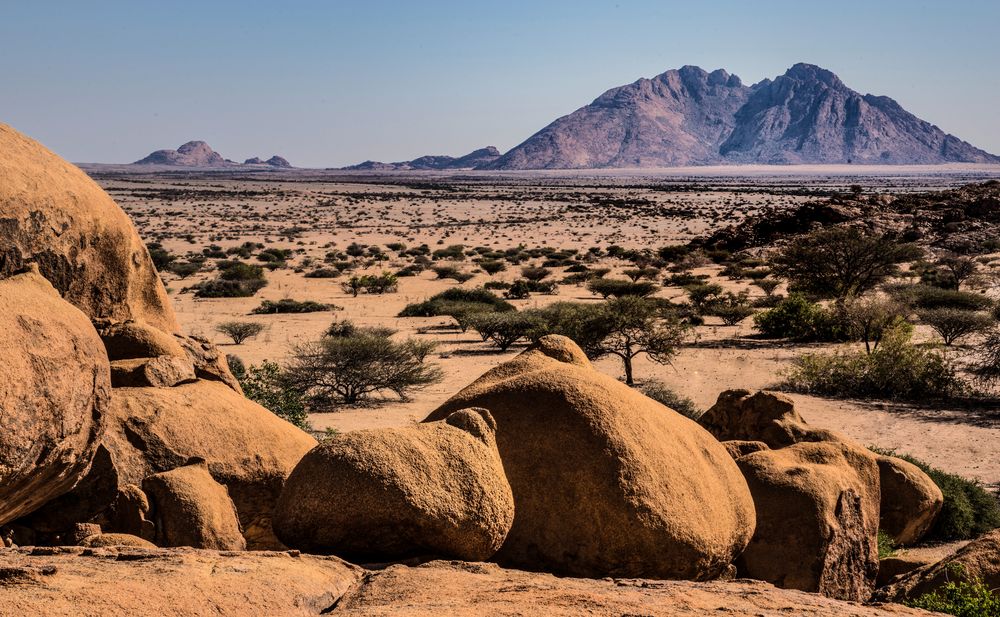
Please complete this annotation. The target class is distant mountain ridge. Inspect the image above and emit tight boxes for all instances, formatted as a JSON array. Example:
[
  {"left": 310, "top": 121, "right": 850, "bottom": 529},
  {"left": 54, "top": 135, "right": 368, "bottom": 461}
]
[
  {"left": 134, "top": 141, "right": 293, "bottom": 168},
  {"left": 343, "top": 146, "right": 501, "bottom": 171},
  {"left": 484, "top": 63, "right": 999, "bottom": 169}
]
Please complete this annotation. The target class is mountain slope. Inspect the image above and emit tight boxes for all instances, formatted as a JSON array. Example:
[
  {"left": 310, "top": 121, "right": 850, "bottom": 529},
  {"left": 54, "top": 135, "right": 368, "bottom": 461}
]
[
  {"left": 135, "top": 141, "right": 227, "bottom": 166},
  {"left": 485, "top": 63, "right": 999, "bottom": 169}
]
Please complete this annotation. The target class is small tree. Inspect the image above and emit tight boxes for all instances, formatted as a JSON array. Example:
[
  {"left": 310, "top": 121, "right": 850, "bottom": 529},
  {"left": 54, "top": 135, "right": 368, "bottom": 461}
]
[
  {"left": 773, "top": 227, "right": 921, "bottom": 300},
  {"left": 710, "top": 291, "right": 755, "bottom": 326},
  {"left": 216, "top": 321, "right": 266, "bottom": 344},
  {"left": 972, "top": 328, "right": 1000, "bottom": 385},
  {"left": 684, "top": 283, "right": 723, "bottom": 315},
  {"left": 752, "top": 278, "right": 781, "bottom": 297},
  {"left": 919, "top": 308, "right": 995, "bottom": 346},
  {"left": 938, "top": 253, "right": 979, "bottom": 290},
  {"left": 284, "top": 330, "right": 442, "bottom": 405},
  {"left": 469, "top": 311, "right": 545, "bottom": 351},
  {"left": 845, "top": 297, "right": 908, "bottom": 354},
  {"left": 587, "top": 296, "right": 688, "bottom": 385},
  {"left": 587, "top": 278, "right": 657, "bottom": 299}
]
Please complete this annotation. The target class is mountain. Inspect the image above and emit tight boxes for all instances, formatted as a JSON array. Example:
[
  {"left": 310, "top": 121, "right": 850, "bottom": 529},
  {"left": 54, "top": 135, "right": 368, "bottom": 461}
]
[
  {"left": 484, "top": 63, "right": 999, "bottom": 169},
  {"left": 134, "top": 142, "right": 293, "bottom": 168},
  {"left": 244, "top": 155, "right": 293, "bottom": 168},
  {"left": 344, "top": 146, "right": 501, "bottom": 171},
  {"left": 134, "top": 141, "right": 227, "bottom": 166}
]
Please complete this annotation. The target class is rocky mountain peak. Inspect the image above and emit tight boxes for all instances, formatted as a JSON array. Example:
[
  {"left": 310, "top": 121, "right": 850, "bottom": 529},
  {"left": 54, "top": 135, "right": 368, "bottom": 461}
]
[{"left": 484, "top": 63, "right": 999, "bottom": 169}]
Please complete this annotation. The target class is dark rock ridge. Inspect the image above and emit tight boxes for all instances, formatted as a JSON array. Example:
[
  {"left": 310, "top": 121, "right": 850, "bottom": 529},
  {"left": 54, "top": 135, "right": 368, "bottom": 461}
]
[
  {"left": 134, "top": 142, "right": 292, "bottom": 168},
  {"left": 484, "top": 63, "right": 999, "bottom": 169},
  {"left": 344, "top": 146, "right": 501, "bottom": 171}
]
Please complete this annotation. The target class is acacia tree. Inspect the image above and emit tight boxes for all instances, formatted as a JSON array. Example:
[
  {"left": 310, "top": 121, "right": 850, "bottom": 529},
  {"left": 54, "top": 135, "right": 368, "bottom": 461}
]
[
  {"left": 845, "top": 297, "right": 907, "bottom": 354},
  {"left": 772, "top": 227, "right": 921, "bottom": 300},
  {"left": 283, "top": 329, "right": 441, "bottom": 405},
  {"left": 215, "top": 321, "right": 266, "bottom": 344},
  {"left": 585, "top": 297, "right": 688, "bottom": 385}
]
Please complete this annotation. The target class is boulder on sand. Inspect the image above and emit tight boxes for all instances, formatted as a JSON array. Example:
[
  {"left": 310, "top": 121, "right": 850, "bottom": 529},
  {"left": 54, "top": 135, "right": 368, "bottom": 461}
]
[
  {"left": 876, "top": 455, "right": 943, "bottom": 546},
  {"left": 423, "top": 335, "right": 756, "bottom": 580},
  {"left": 734, "top": 440, "right": 881, "bottom": 601},
  {"left": 103, "top": 380, "right": 316, "bottom": 548},
  {"left": 275, "top": 408, "right": 513, "bottom": 562},
  {"left": 0, "top": 123, "right": 178, "bottom": 333},
  {"left": 704, "top": 389, "right": 943, "bottom": 548},
  {"left": 0, "top": 269, "right": 109, "bottom": 525},
  {"left": 143, "top": 460, "right": 246, "bottom": 550}
]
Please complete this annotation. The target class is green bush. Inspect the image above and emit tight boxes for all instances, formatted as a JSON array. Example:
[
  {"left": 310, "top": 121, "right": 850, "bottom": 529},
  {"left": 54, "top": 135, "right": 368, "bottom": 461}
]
[
  {"left": 399, "top": 287, "right": 514, "bottom": 317},
  {"left": 754, "top": 293, "right": 847, "bottom": 341},
  {"left": 906, "top": 574, "right": 1000, "bottom": 616},
  {"left": 782, "top": 327, "right": 963, "bottom": 401},
  {"left": 877, "top": 530, "right": 897, "bottom": 559},
  {"left": 918, "top": 308, "right": 995, "bottom": 345},
  {"left": 587, "top": 278, "right": 657, "bottom": 299},
  {"left": 709, "top": 291, "right": 755, "bottom": 326},
  {"left": 894, "top": 285, "right": 994, "bottom": 312},
  {"left": 237, "top": 361, "right": 310, "bottom": 430},
  {"left": 871, "top": 448, "right": 1000, "bottom": 542},
  {"left": 251, "top": 299, "right": 335, "bottom": 314},
  {"left": 193, "top": 260, "right": 268, "bottom": 298},
  {"left": 639, "top": 380, "right": 702, "bottom": 419},
  {"left": 468, "top": 311, "right": 545, "bottom": 351}
]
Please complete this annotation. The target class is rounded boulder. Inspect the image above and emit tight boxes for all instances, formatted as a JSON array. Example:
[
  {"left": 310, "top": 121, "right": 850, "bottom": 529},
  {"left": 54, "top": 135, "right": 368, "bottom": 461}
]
[
  {"left": 0, "top": 123, "right": 178, "bottom": 333},
  {"left": 0, "top": 270, "right": 109, "bottom": 525},
  {"left": 275, "top": 408, "right": 513, "bottom": 562},
  {"left": 423, "top": 336, "right": 756, "bottom": 580}
]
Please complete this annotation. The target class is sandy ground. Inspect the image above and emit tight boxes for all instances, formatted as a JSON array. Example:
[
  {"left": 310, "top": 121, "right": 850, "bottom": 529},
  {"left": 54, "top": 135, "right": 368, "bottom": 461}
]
[{"left": 97, "top": 172, "right": 1000, "bottom": 489}]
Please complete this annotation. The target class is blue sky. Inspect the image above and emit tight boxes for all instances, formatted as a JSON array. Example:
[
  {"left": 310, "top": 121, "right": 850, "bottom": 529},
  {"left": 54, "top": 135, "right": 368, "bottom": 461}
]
[{"left": 1, "top": 0, "right": 997, "bottom": 167}]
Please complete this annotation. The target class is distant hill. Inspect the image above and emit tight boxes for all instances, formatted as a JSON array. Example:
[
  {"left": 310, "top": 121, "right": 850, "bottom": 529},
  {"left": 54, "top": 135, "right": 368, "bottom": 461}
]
[
  {"left": 344, "top": 146, "right": 501, "bottom": 171},
  {"left": 483, "top": 63, "right": 1000, "bottom": 169},
  {"left": 134, "top": 142, "right": 293, "bottom": 168}
]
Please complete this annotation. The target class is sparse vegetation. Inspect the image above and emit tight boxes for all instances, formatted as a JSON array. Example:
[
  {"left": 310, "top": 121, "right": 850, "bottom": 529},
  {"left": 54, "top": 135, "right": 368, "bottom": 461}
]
[
  {"left": 251, "top": 299, "right": 336, "bottom": 314},
  {"left": 215, "top": 321, "right": 266, "bottom": 344}
]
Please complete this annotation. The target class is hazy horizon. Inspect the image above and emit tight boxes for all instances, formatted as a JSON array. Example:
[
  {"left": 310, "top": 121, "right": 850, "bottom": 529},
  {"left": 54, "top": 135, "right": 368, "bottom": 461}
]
[{"left": 3, "top": 0, "right": 999, "bottom": 167}]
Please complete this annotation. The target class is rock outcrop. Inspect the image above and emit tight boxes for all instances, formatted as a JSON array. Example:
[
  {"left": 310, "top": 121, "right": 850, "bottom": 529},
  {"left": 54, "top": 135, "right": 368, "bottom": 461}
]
[
  {"left": 423, "top": 336, "right": 756, "bottom": 580},
  {"left": 880, "top": 529, "right": 1000, "bottom": 601},
  {"left": 734, "top": 441, "right": 882, "bottom": 601},
  {"left": 142, "top": 461, "right": 246, "bottom": 551},
  {"left": 276, "top": 408, "right": 513, "bottom": 561},
  {"left": 0, "top": 270, "right": 109, "bottom": 525},
  {"left": 0, "top": 124, "right": 179, "bottom": 332},
  {"left": 134, "top": 141, "right": 227, "bottom": 166},
  {"left": 0, "top": 548, "right": 930, "bottom": 616},
  {"left": 102, "top": 381, "right": 316, "bottom": 548},
  {"left": 704, "top": 390, "right": 942, "bottom": 548}
]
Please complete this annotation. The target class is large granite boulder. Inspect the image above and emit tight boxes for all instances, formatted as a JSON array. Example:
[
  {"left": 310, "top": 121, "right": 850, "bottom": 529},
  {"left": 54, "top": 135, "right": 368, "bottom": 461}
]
[
  {"left": 0, "top": 123, "right": 178, "bottom": 333},
  {"left": 734, "top": 440, "right": 881, "bottom": 601},
  {"left": 423, "top": 336, "right": 756, "bottom": 580},
  {"left": 143, "top": 460, "right": 246, "bottom": 551},
  {"left": 0, "top": 269, "right": 109, "bottom": 525},
  {"left": 275, "top": 408, "right": 513, "bottom": 562}
]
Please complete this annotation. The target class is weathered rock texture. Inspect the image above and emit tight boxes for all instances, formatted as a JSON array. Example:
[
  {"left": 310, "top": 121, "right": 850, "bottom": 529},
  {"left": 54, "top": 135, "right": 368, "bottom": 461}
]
[
  {"left": 0, "top": 123, "right": 178, "bottom": 332},
  {"left": 880, "top": 529, "right": 1000, "bottom": 601},
  {"left": 276, "top": 408, "right": 513, "bottom": 561},
  {"left": 704, "top": 390, "right": 942, "bottom": 548},
  {"left": 331, "top": 560, "right": 930, "bottom": 616},
  {"left": 0, "top": 547, "right": 362, "bottom": 616},
  {"left": 103, "top": 381, "right": 316, "bottom": 548},
  {"left": 142, "top": 461, "right": 246, "bottom": 550},
  {"left": 423, "top": 336, "right": 756, "bottom": 580},
  {"left": 875, "top": 455, "right": 943, "bottom": 546},
  {"left": 0, "top": 549, "right": 931, "bottom": 616},
  {"left": 486, "top": 63, "right": 998, "bottom": 169},
  {"left": 0, "top": 270, "right": 109, "bottom": 525},
  {"left": 735, "top": 441, "right": 882, "bottom": 601}
]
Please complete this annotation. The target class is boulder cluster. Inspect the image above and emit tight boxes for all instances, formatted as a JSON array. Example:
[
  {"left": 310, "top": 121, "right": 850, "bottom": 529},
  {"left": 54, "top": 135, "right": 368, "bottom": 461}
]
[{"left": 0, "top": 123, "right": 973, "bottom": 612}]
